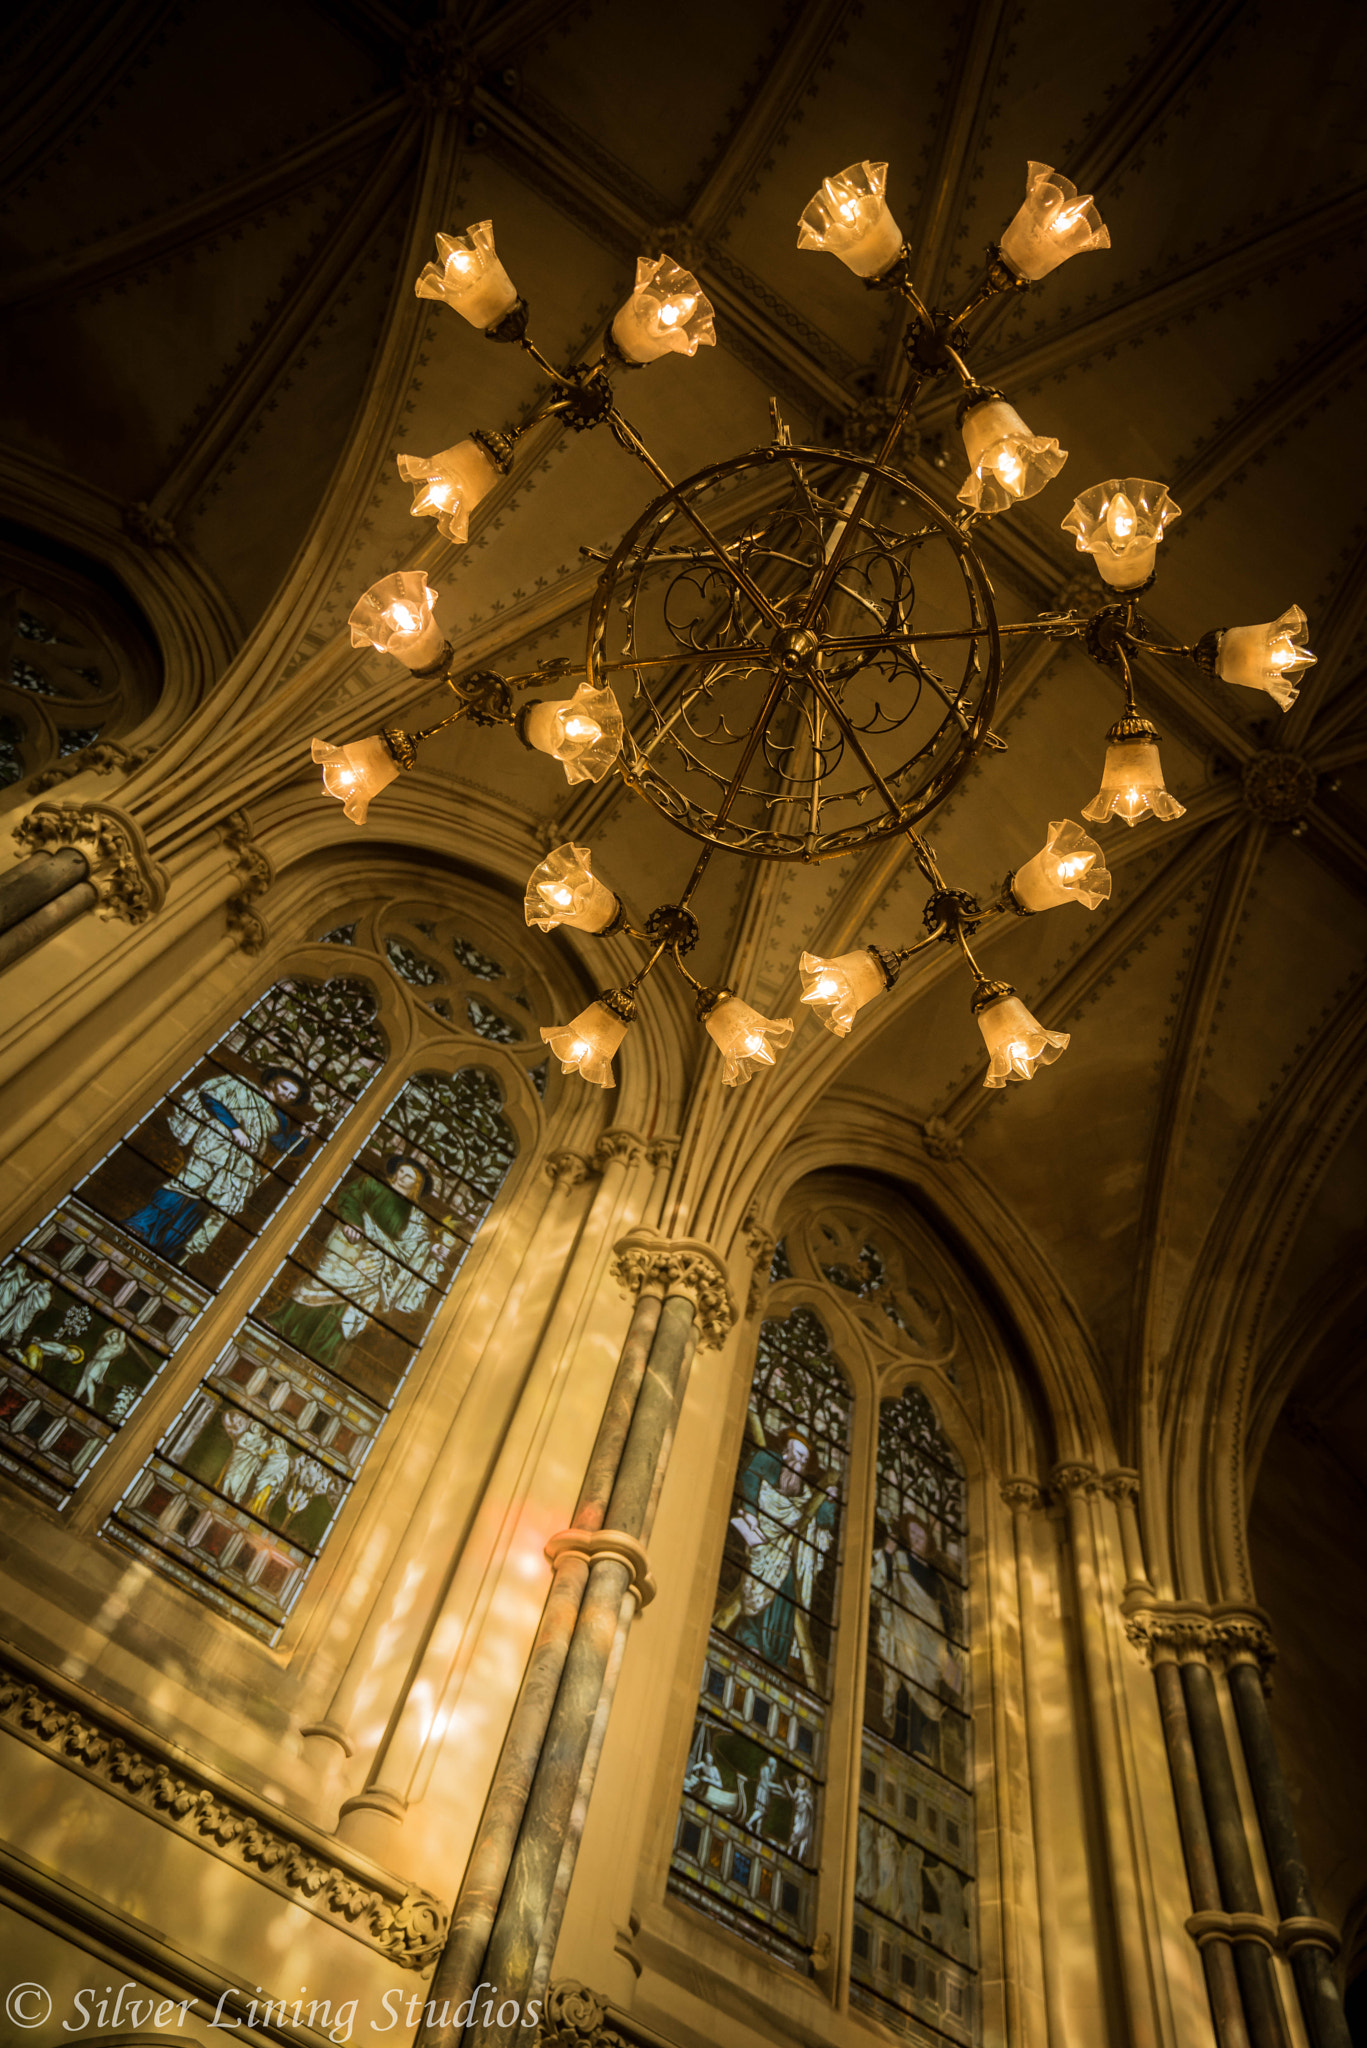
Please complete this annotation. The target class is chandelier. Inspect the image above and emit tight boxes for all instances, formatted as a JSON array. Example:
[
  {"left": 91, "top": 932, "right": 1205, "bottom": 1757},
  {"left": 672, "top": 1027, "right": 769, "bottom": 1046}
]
[{"left": 312, "top": 159, "right": 1316, "bottom": 1094}]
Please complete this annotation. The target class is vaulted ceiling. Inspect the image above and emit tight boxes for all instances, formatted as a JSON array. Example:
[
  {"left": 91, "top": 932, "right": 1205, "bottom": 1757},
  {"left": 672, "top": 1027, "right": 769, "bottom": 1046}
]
[{"left": 4, "top": 0, "right": 1365, "bottom": 1465}]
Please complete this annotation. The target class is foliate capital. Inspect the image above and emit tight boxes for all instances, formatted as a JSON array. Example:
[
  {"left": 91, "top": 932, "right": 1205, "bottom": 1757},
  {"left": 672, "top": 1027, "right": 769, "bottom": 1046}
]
[
  {"left": 14, "top": 800, "right": 166, "bottom": 924},
  {"left": 610, "top": 1228, "right": 736, "bottom": 1351},
  {"left": 1050, "top": 1460, "right": 1100, "bottom": 1501},
  {"left": 1000, "top": 1476, "right": 1045, "bottom": 1514},
  {"left": 544, "top": 1149, "right": 595, "bottom": 1191},
  {"left": 1101, "top": 1466, "right": 1141, "bottom": 1506},
  {"left": 593, "top": 1129, "right": 649, "bottom": 1172},
  {"left": 539, "top": 1982, "right": 629, "bottom": 2048}
]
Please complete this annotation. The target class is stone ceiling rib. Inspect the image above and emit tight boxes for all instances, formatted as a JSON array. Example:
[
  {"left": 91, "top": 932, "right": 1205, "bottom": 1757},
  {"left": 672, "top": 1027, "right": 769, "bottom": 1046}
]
[
  {"left": 1283, "top": 523, "right": 1367, "bottom": 750},
  {"left": 0, "top": 0, "right": 181, "bottom": 192},
  {"left": 1130, "top": 825, "right": 1267, "bottom": 1402},
  {"left": 153, "top": 122, "right": 421, "bottom": 523},
  {"left": 1300, "top": 795, "right": 1367, "bottom": 903},
  {"left": 0, "top": 94, "right": 408, "bottom": 316}
]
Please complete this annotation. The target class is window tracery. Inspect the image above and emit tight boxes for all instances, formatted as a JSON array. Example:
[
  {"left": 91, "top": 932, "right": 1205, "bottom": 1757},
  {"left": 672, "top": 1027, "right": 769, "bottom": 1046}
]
[{"left": 0, "top": 554, "right": 157, "bottom": 792}]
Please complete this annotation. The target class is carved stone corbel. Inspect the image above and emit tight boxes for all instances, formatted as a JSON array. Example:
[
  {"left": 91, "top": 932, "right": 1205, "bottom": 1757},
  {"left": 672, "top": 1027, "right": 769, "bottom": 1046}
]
[
  {"left": 13, "top": 800, "right": 166, "bottom": 924},
  {"left": 218, "top": 809, "right": 272, "bottom": 957},
  {"left": 740, "top": 1211, "right": 776, "bottom": 1317},
  {"left": 537, "top": 1982, "right": 630, "bottom": 2048},
  {"left": 609, "top": 1227, "right": 736, "bottom": 1352}
]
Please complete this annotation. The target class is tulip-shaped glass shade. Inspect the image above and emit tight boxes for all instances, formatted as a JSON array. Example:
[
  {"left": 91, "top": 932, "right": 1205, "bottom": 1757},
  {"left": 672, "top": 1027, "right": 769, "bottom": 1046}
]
[
  {"left": 958, "top": 397, "right": 1068, "bottom": 514},
  {"left": 797, "top": 160, "right": 904, "bottom": 278},
  {"left": 798, "top": 949, "right": 889, "bottom": 1037},
  {"left": 611, "top": 255, "right": 716, "bottom": 363},
  {"left": 540, "top": 1002, "right": 628, "bottom": 1088},
  {"left": 524, "top": 843, "right": 620, "bottom": 933},
  {"left": 312, "top": 734, "right": 402, "bottom": 826},
  {"left": 1215, "top": 605, "right": 1316, "bottom": 711},
  {"left": 522, "top": 683, "right": 624, "bottom": 785},
  {"left": 977, "top": 992, "right": 1070, "bottom": 1089},
  {"left": 1082, "top": 733, "right": 1186, "bottom": 828},
  {"left": 705, "top": 997, "right": 794, "bottom": 1087},
  {"left": 1062, "top": 479, "right": 1181, "bottom": 589},
  {"left": 414, "top": 222, "right": 519, "bottom": 328},
  {"left": 396, "top": 439, "right": 501, "bottom": 546},
  {"left": 999, "top": 162, "right": 1110, "bottom": 282},
  {"left": 348, "top": 572, "right": 446, "bottom": 668},
  {"left": 1011, "top": 819, "right": 1112, "bottom": 911}
]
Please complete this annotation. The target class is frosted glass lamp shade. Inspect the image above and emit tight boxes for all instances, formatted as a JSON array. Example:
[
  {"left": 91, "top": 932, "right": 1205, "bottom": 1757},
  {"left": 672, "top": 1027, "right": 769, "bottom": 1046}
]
[
  {"left": 1062, "top": 479, "right": 1181, "bottom": 589},
  {"left": 705, "top": 997, "right": 794, "bottom": 1087},
  {"left": 977, "top": 993, "right": 1069, "bottom": 1089},
  {"left": 957, "top": 396, "right": 1067, "bottom": 514},
  {"left": 1082, "top": 737, "right": 1186, "bottom": 828},
  {"left": 540, "top": 1002, "right": 628, "bottom": 1088},
  {"left": 348, "top": 572, "right": 445, "bottom": 667},
  {"left": 312, "top": 734, "right": 401, "bottom": 825},
  {"left": 522, "top": 684, "right": 624, "bottom": 784},
  {"left": 799, "top": 949, "right": 889, "bottom": 1037},
  {"left": 1012, "top": 820, "right": 1112, "bottom": 910},
  {"left": 611, "top": 254, "right": 716, "bottom": 362},
  {"left": 999, "top": 162, "right": 1110, "bottom": 281},
  {"left": 797, "top": 160, "right": 904, "bottom": 278},
  {"left": 414, "top": 222, "right": 519, "bottom": 328},
  {"left": 396, "top": 438, "right": 501, "bottom": 545},
  {"left": 1215, "top": 605, "right": 1316, "bottom": 711},
  {"left": 524, "top": 844, "right": 619, "bottom": 932}
]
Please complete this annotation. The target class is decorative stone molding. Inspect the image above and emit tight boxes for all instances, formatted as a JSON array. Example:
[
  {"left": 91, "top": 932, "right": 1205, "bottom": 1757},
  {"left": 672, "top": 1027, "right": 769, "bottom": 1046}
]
[
  {"left": 123, "top": 500, "right": 177, "bottom": 547},
  {"left": 537, "top": 1982, "right": 630, "bottom": 2048},
  {"left": 645, "top": 1135, "right": 680, "bottom": 1171},
  {"left": 0, "top": 1652, "right": 446, "bottom": 1967},
  {"left": 921, "top": 1115, "right": 964, "bottom": 1161},
  {"left": 1124, "top": 1603, "right": 1277, "bottom": 1679},
  {"left": 27, "top": 740, "right": 156, "bottom": 795},
  {"left": 1050, "top": 1460, "right": 1101, "bottom": 1501},
  {"left": 1242, "top": 750, "right": 1317, "bottom": 825},
  {"left": 218, "top": 810, "right": 273, "bottom": 958},
  {"left": 13, "top": 800, "right": 166, "bottom": 924},
  {"left": 1000, "top": 1476, "right": 1045, "bottom": 1513},
  {"left": 1101, "top": 1467, "right": 1140, "bottom": 1505},
  {"left": 1125, "top": 1613, "right": 1221, "bottom": 1666},
  {"left": 1185, "top": 1909, "right": 1337, "bottom": 1959},
  {"left": 740, "top": 1211, "right": 776, "bottom": 1317},
  {"left": 544, "top": 1527, "right": 656, "bottom": 1610},
  {"left": 544, "top": 1149, "right": 595, "bottom": 1191},
  {"left": 609, "top": 1228, "right": 736, "bottom": 1352},
  {"left": 593, "top": 1129, "right": 648, "bottom": 1172},
  {"left": 401, "top": 20, "right": 472, "bottom": 112}
]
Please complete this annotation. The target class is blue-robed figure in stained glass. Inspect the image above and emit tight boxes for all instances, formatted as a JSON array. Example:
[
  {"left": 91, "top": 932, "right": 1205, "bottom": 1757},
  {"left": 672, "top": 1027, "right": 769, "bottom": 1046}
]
[
  {"left": 713, "top": 1425, "right": 837, "bottom": 1692},
  {"left": 121, "top": 1066, "right": 315, "bottom": 1262}
]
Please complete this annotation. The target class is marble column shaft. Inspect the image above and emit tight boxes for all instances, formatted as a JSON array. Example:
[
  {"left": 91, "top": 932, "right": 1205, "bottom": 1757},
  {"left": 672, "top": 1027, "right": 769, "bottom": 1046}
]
[
  {"left": 416, "top": 1290, "right": 664, "bottom": 2037},
  {"left": 0, "top": 848, "right": 90, "bottom": 935},
  {"left": 0, "top": 881, "right": 99, "bottom": 968},
  {"left": 1227, "top": 1663, "right": 1350, "bottom": 2048},
  {"left": 466, "top": 1292, "right": 697, "bottom": 2048},
  {"left": 1180, "top": 1662, "right": 1290, "bottom": 2048},
  {"left": 1152, "top": 1660, "right": 1252, "bottom": 2048}
]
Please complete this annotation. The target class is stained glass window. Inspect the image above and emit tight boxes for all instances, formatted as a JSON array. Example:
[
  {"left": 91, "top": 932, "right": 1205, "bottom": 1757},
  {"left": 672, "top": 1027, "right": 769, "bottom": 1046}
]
[
  {"left": 105, "top": 1066, "right": 516, "bottom": 1639},
  {"left": 852, "top": 1387, "right": 974, "bottom": 2043},
  {"left": 669, "top": 1307, "right": 851, "bottom": 1968},
  {"left": 467, "top": 996, "right": 524, "bottom": 1045},
  {"left": 451, "top": 936, "right": 504, "bottom": 979},
  {"left": 0, "top": 569, "right": 142, "bottom": 780},
  {"left": 385, "top": 937, "right": 443, "bottom": 986},
  {"left": 0, "top": 976, "right": 387, "bottom": 1507}
]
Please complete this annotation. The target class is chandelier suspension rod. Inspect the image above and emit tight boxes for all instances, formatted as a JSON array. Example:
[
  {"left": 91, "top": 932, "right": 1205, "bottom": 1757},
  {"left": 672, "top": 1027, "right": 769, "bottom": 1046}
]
[{"left": 801, "top": 663, "right": 946, "bottom": 891}]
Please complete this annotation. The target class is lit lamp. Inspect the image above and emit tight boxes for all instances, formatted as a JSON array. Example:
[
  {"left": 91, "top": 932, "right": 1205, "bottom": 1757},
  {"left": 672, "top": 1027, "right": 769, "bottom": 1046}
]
[
  {"left": 414, "top": 222, "right": 519, "bottom": 329},
  {"left": 957, "top": 393, "right": 1067, "bottom": 514},
  {"left": 797, "top": 160, "right": 904, "bottom": 278},
  {"left": 702, "top": 995, "right": 794, "bottom": 1087},
  {"left": 799, "top": 949, "right": 891, "bottom": 1037},
  {"left": 611, "top": 255, "right": 716, "bottom": 363},
  {"left": 1010, "top": 820, "right": 1112, "bottom": 910},
  {"left": 973, "top": 983, "right": 1070, "bottom": 1089},
  {"left": 1083, "top": 718, "right": 1186, "bottom": 828},
  {"left": 311, "top": 732, "right": 411, "bottom": 825},
  {"left": 1212, "top": 604, "right": 1316, "bottom": 711},
  {"left": 520, "top": 682, "right": 623, "bottom": 784},
  {"left": 524, "top": 844, "right": 621, "bottom": 933},
  {"left": 999, "top": 162, "right": 1110, "bottom": 281},
  {"left": 1062, "top": 479, "right": 1181, "bottom": 589},
  {"left": 348, "top": 572, "right": 447, "bottom": 668},
  {"left": 541, "top": 999, "right": 631, "bottom": 1088},
  {"left": 396, "top": 436, "right": 505, "bottom": 545}
]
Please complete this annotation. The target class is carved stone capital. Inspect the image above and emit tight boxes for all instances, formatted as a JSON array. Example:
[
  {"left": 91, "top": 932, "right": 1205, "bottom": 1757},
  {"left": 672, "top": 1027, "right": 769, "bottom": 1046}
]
[
  {"left": 544, "top": 1527, "right": 656, "bottom": 1609},
  {"left": 1125, "top": 1613, "right": 1220, "bottom": 1667},
  {"left": 539, "top": 1982, "right": 629, "bottom": 2048},
  {"left": 1101, "top": 1467, "right": 1141, "bottom": 1506},
  {"left": 0, "top": 1652, "right": 445, "bottom": 1967},
  {"left": 1125, "top": 1602, "right": 1277, "bottom": 1677},
  {"left": 645, "top": 1135, "right": 680, "bottom": 1171},
  {"left": 593, "top": 1129, "right": 648, "bottom": 1172},
  {"left": 1212, "top": 1614, "right": 1277, "bottom": 1678},
  {"left": 13, "top": 800, "right": 166, "bottom": 924},
  {"left": 1050, "top": 1460, "right": 1100, "bottom": 1502},
  {"left": 610, "top": 1228, "right": 736, "bottom": 1352},
  {"left": 545, "top": 1149, "right": 595, "bottom": 1191},
  {"left": 1000, "top": 1476, "right": 1045, "bottom": 1514}
]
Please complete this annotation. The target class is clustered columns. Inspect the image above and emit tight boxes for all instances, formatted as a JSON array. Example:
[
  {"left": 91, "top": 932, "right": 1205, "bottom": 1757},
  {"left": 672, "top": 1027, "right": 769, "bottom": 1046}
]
[
  {"left": 1126, "top": 1609, "right": 1349, "bottom": 2048},
  {"left": 416, "top": 1229, "right": 736, "bottom": 2048}
]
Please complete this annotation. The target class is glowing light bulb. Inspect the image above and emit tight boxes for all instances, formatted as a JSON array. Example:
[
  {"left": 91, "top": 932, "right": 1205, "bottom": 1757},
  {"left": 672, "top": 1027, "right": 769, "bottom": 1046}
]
[
  {"left": 813, "top": 975, "right": 839, "bottom": 1001},
  {"left": 1007, "top": 1040, "right": 1030, "bottom": 1070},
  {"left": 389, "top": 603, "right": 418, "bottom": 633},
  {"left": 1051, "top": 201, "right": 1090, "bottom": 235},
  {"left": 569, "top": 1039, "right": 589, "bottom": 1061},
  {"left": 996, "top": 446, "right": 1024, "bottom": 487},
  {"left": 1269, "top": 645, "right": 1294, "bottom": 669},
  {"left": 743, "top": 1031, "right": 767, "bottom": 1056},
  {"left": 1057, "top": 855, "right": 1089, "bottom": 880},
  {"left": 546, "top": 884, "right": 574, "bottom": 908},
  {"left": 1105, "top": 492, "right": 1136, "bottom": 542},
  {"left": 563, "top": 715, "right": 601, "bottom": 743}
]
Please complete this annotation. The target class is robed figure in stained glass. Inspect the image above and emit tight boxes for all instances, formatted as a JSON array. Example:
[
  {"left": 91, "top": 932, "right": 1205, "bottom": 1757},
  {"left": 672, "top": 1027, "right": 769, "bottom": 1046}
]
[
  {"left": 714, "top": 1427, "right": 836, "bottom": 1692},
  {"left": 871, "top": 1509, "right": 963, "bottom": 1768},
  {"left": 122, "top": 1067, "right": 314, "bottom": 1261},
  {"left": 266, "top": 1157, "right": 453, "bottom": 1367}
]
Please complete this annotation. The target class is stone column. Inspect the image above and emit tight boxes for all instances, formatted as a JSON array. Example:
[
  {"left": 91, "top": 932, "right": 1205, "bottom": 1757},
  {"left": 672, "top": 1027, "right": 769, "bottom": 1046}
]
[
  {"left": 1001, "top": 1478, "right": 1065, "bottom": 2048},
  {"left": 0, "top": 848, "right": 94, "bottom": 961},
  {"left": 1223, "top": 1623, "right": 1348, "bottom": 2048},
  {"left": 416, "top": 1233, "right": 735, "bottom": 2048},
  {"left": 1179, "top": 1650, "right": 1291, "bottom": 2048}
]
